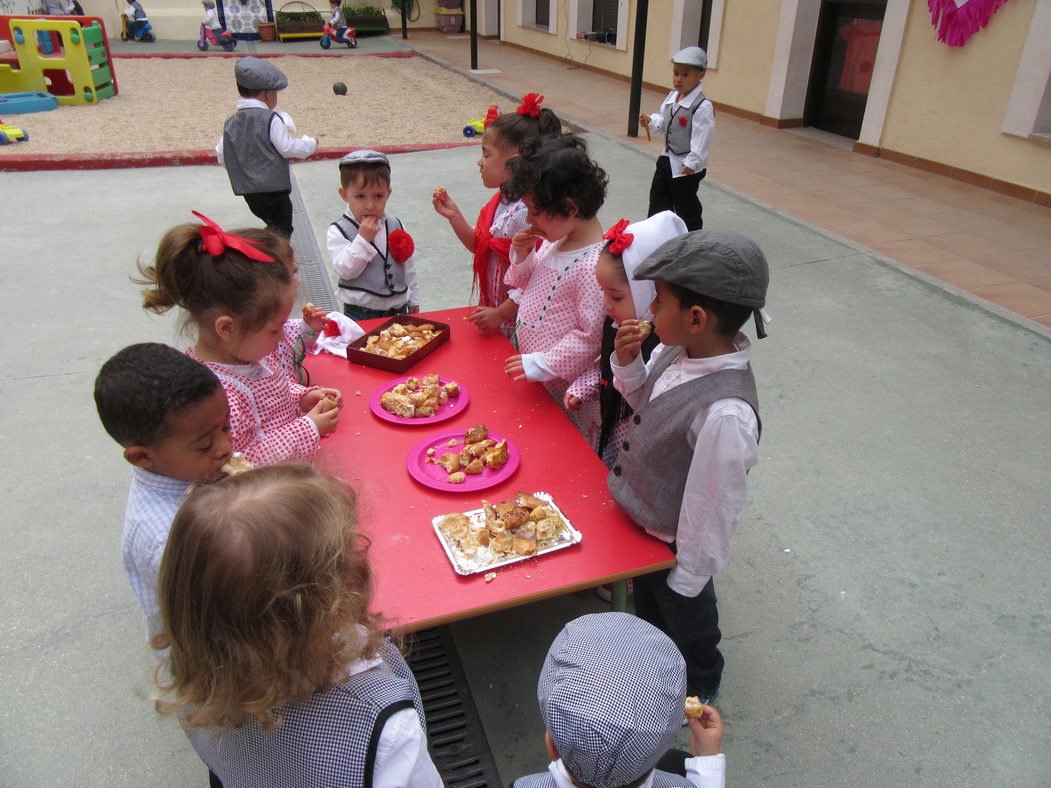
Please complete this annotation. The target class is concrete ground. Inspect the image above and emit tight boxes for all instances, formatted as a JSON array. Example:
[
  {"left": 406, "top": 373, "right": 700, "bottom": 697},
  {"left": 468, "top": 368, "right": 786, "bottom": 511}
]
[{"left": 1, "top": 126, "right": 1049, "bottom": 786}]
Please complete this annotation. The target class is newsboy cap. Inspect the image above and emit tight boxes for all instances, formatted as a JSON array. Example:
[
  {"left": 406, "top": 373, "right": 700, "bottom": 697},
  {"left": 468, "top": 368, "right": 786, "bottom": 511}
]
[
  {"left": 338, "top": 149, "right": 390, "bottom": 167},
  {"left": 538, "top": 613, "right": 686, "bottom": 788},
  {"left": 671, "top": 46, "right": 707, "bottom": 70},
  {"left": 635, "top": 229, "right": 770, "bottom": 337},
  {"left": 234, "top": 57, "right": 288, "bottom": 91}
]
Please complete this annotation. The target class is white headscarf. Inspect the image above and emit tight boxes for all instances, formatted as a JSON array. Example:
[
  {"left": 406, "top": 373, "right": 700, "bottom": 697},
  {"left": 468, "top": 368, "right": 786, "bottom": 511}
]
[{"left": 610, "top": 211, "right": 688, "bottom": 322}]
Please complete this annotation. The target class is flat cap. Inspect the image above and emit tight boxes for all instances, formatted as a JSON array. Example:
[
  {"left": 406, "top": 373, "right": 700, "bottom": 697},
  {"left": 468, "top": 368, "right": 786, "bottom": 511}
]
[
  {"left": 672, "top": 46, "right": 707, "bottom": 70},
  {"left": 339, "top": 149, "right": 390, "bottom": 167},
  {"left": 538, "top": 613, "right": 686, "bottom": 788},
  {"left": 635, "top": 229, "right": 768, "bottom": 308},
  {"left": 234, "top": 57, "right": 288, "bottom": 91}
]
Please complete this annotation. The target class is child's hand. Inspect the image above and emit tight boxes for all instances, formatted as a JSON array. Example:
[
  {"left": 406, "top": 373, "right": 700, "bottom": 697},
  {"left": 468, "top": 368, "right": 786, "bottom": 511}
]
[
  {"left": 682, "top": 165, "right": 695, "bottom": 176},
  {"left": 407, "top": 305, "right": 421, "bottom": 315},
  {"left": 432, "top": 188, "right": 461, "bottom": 220},
  {"left": 638, "top": 113, "right": 649, "bottom": 129},
  {"left": 302, "top": 302, "right": 327, "bottom": 332},
  {"left": 563, "top": 392, "right": 582, "bottom": 411},
  {"left": 299, "top": 387, "right": 341, "bottom": 412},
  {"left": 306, "top": 398, "right": 340, "bottom": 436},
  {"left": 687, "top": 703, "right": 724, "bottom": 757},
  {"left": 614, "top": 320, "right": 646, "bottom": 366},
  {"left": 467, "top": 306, "right": 503, "bottom": 334},
  {"left": 358, "top": 215, "right": 382, "bottom": 243},
  {"left": 511, "top": 226, "right": 542, "bottom": 256},
  {"left": 504, "top": 354, "right": 526, "bottom": 381}
]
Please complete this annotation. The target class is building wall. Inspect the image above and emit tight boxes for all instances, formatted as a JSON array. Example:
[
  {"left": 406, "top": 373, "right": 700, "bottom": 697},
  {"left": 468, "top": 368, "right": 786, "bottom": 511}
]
[
  {"left": 879, "top": 0, "right": 1049, "bottom": 193},
  {"left": 698, "top": 0, "right": 779, "bottom": 116}
]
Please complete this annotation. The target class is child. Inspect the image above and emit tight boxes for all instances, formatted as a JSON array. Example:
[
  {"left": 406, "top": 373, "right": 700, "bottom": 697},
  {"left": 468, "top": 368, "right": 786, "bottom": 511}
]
[
  {"left": 327, "top": 149, "right": 421, "bottom": 321},
  {"left": 200, "top": 0, "right": 234, "bottom": 46},
  {"left": 94, "top": 342, "right": 233, "bottom": 639},
  {"left": 216, "top": 57, "right": 317, "bottom": 238},
  {"left": 152, "top": 464, "right": 443, "bottom": 787},
  {"left": 608, "top": 229, "right": 768, "bottom": 703},
  {"left": 512, "top": 612, "right": 726, "bottom": 788},
  {"left": 326, "top": 0, "right": 352, "bottom": 44},
  {"left": 639, "top": 47, "right": 713, "bottom": 231},
  {"left": 565, "top": 211, "right": 688, "bottom": 469},
  {"left": 139, "top": 211, "right": 341, "bottom": 466},
  {"left": 431, "top": 92, "right": 562, "bottom": 333},
  {"left": 123, "top": 0, "right": 151, "bottom": 38},
  {"left": 499, "top": 134, "right": 608, "bottom": 439}
]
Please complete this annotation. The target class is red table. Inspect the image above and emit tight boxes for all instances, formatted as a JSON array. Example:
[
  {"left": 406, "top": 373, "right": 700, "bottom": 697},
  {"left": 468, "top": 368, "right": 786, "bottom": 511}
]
[{"left": 308, "top": 306, "right": 674, "bottom": 633}]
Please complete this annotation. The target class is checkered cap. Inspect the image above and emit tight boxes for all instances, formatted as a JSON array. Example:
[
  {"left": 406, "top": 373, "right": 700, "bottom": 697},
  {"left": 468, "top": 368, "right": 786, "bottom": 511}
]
[{"left": 538, "top": 613, "right": 686, "bottom": 788}]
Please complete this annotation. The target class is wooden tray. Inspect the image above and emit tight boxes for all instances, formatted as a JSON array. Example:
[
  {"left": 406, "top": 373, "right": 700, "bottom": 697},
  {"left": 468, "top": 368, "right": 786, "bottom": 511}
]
[{"left": 345, "top": 315, "right": 451, "bottom": 373}]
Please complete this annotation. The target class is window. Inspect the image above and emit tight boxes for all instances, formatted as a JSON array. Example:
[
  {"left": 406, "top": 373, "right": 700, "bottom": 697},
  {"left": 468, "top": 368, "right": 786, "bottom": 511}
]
[
  {"left": 671, "top": 0, "right": 724, "bottom": 68},
  {"left": 519, "top": 0, "right": 556, "bottom": 33},
  {"left": 535, "top": 0, "right": 549, "bottom": 28},
  {"left": 571, "top": 0, "right": 627, "bottom": 48},
  {"left": 698, "top": 0, "right": 713, "bottom": 50},
  {"left": 593, "top": 0, "right": 618, "bottom": 41}
]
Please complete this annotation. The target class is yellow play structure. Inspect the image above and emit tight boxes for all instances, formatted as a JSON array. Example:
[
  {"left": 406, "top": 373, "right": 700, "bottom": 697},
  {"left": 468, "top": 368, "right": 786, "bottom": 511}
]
[{"left": 0, "top": 16, "right": 117, "bottom": 105}]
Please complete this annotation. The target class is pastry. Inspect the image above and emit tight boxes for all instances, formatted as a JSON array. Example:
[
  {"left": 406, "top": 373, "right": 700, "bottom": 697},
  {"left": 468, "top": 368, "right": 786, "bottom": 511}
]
[
  {"left": 535, "top": 518, "right": 559, "bottom": 542},
  {"left": 490, "top": 532, "right": 514, "bottom": 553},
  {"left": 221, "top": 452, "right": 254, "bottom": 476},
  {"left": 319, "top": 394, "right": 339, "bottom": 413},
  {"left": 513, "top": 535, "right": 537, "bottom": 556},
  {"left": 516, "top": 492, "right": 545, "bottom": 510},
  {"left": 447, "top": 471, "right": 467, "bottom": 484},
  {"left": 437, "top": 453, "right": 461, "bottom": 473},
  {"left": 434, "top": 186, "right": 447, "bottom": 197},
  {"left": 484, "top": 440, "right": 509, "bottom": 470},
  {"left": 638, "top": 320, "right": 653, "bottom": 337},
  {"left": 379, "top": 392, "right": 414, "bottom": 419},
  {"left": 684, "top": 696, "right": 705, "bottom": 719},
  {"left": 463, "top": 459, "right": 485, "bottom": 475},
  {"left": 439, "top": 513, "right": 471, "bottom": 541},
  {"left": 502, "top": 507, "right": 530, "bottom": 528},
  {"left": 464, "top": 424, "right": 488, "bottom": 444}
]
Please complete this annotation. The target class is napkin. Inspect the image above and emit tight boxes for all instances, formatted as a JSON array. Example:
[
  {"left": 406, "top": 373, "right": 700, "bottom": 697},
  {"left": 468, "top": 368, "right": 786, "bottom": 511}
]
[{"left": 313, "top": 312, "right": 365, "bottom": 359}]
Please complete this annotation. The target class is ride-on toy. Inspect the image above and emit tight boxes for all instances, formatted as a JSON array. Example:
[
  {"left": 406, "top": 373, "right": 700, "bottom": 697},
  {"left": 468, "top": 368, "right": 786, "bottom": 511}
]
[
  {"left": 197, "top": 23, "right": 237, "bottom": 51},
  {"left": 0, "top": 121, "right": 29, "bottom": 144},
  {"left": 120, "top": 15, "right": 155, "bottom": 42},
  {"left": 319, "top": 23, "right": 356, "bottom": 49}
]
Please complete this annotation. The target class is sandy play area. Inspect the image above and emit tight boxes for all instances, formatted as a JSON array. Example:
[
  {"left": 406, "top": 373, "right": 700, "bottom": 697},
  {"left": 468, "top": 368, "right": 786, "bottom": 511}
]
[{"left": 0, "top": 54, "right": 508, "bottom": 155}]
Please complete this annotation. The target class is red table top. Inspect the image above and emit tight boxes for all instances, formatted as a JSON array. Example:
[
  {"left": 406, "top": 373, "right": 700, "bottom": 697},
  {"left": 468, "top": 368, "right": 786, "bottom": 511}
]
[{"left": 308, "top": 306, "right": 674, "bottom": 633}]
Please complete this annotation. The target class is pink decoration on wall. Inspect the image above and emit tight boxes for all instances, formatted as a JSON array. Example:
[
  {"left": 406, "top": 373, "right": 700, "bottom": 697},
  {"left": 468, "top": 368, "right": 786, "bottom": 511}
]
[{"left": 928, "top": 0, "right": 1011, "bottom": 46}]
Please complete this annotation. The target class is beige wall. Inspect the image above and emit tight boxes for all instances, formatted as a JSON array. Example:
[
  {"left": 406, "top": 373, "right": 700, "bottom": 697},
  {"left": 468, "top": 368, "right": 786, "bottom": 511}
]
[
  {"left": 699, "top": 0, "right": 779, "bottom": 116},
  {"left": 879, "top": 0, "right": 1049, "bottom": 193}
]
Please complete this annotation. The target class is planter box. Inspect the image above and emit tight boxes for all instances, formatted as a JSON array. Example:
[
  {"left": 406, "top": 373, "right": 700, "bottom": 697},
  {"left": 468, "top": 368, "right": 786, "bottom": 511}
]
[
  {"left": 346, "top": 13, "right": 388, "bottom": 32},
  {"left": 277, "top": 20, "right": 324, "bottom": 38}
]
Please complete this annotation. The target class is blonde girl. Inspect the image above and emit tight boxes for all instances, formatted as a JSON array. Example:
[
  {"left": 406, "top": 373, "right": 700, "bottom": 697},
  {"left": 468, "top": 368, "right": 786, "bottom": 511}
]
[
  {"left": 139, "top": 212, "right": 341, "bottom": 466},
  {"left": 432, "top": 92, "right": 562, "bottom": 333},
  {"left": 153, "top": 464, "right": 441, "bottom": 787}
]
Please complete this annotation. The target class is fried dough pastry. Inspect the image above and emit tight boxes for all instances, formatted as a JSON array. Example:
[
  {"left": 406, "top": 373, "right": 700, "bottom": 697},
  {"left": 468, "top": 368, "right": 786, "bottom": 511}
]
[
  {"left": 447, "top": 471, "right": 467, "bottom": 484},
  {"left": 437, "top": 453, "right": 461, "bottom": 473},
  {"left": 464, "top": 424, "right": 489, "bottom": 444}
]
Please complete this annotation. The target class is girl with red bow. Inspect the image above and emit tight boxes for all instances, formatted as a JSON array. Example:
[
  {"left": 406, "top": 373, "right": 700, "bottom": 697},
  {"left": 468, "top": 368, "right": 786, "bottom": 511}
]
[
  {"left": 140, "top": 212, "right": 343, "bottom": 466},
  {"left": 432, "top": 92, "right": 562, "bottom": 334}
]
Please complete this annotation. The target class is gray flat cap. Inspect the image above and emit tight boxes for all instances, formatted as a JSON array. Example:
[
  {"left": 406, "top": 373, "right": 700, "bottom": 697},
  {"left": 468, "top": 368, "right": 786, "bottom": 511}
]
[
  {"left": 538, "top": 613, "right": 686, "bottom": 788},
  {"left": 339, "top": 149, "right": 390, "bottom": 167},
  {"left": 672, "top": 46, "right": 707, "bottom": 70},
  {"left": 234, "top": 57, "right": 288, "bottom": 91}
]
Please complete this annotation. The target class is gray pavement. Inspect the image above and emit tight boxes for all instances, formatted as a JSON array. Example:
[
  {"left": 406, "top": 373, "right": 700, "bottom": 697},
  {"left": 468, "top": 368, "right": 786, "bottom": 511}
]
[
  {"left": 106, "top": 32, "right": 413, "bottom": 57},
  {"left": 1, "top": 130, "right": 1049, "bottom": 787}
]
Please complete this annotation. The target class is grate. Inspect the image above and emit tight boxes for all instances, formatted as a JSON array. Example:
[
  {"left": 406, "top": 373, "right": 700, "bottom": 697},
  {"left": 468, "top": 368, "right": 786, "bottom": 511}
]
[
  {"left": 289, "top": 173, "right": 338, "bottom": 313},
  {"left": 407, "top": 626, "right": 502, "bottom": 788}
]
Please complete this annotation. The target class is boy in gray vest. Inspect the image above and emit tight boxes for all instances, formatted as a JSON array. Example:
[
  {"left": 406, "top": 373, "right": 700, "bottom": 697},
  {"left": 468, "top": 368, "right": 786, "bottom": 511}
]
[
  {"left": 326, "top": 149, "right": 420, "bottom": 321},
  {"left": 640, "top": 46, "right": 713, "bottom": 232},
  {"left": 216, "top": 57, "right": 318, "bottom": 237},
  {"left": 513, "top": 612, "right": 726, "bottom": 788},
  {"left": 607, "top": 229, "right": 768, "bottom": 704}
]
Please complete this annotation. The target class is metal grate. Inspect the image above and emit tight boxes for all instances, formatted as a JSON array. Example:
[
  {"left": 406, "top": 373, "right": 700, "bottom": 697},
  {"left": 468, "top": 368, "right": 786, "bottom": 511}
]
[
  {"left": 290, "top": 173, "right": 338, "bottom": 313},
  {"left": 407, "top": 626, "right": 502, "bottom": 788}
]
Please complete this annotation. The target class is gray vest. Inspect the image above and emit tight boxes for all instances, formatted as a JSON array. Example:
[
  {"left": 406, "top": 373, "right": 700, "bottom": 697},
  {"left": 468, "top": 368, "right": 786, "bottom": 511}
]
[
  {"left": 187, "top": 638, "right": 425, "bottom": 788},
  {"left": 514, "top": 768, "right": 689, "bottom": 788},
  {"left": 664, "top": 89, "right": 708, "bottom": 156},
  {"left": 222, "top": 107, "right": 291, "bottom": 196},
  {"left": 331, "top": 214, "right": 408, "bottom": 298},
  {"left": 608, "top": 346, "right": 761, "bottom": 537}
]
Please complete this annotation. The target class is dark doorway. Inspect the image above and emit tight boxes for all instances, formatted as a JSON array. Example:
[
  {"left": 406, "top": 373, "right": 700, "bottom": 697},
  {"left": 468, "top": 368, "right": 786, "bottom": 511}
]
[{"left": 804, "top": 0, "right": 886, "bottom": 139}]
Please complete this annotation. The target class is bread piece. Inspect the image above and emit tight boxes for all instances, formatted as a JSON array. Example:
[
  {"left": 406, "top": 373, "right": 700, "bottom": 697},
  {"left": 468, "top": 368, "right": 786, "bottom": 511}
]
[
  {"left": 447, "top": 471, "right": 467, "bottom": 484},
  {"left": 484, "top": 440, "right": 509, "bottom": 470},
  {"left": 380, "top": 392, "right": 414, "bottom": 419},
  {"left": 443, "top": 381, "right": 460, "bottom": 397},
  {"left": 437, "top": 453, "right": 461, "bottom": 473},
  {"left": 513, "top": 535, "right": 537, "bottom": 556},
  {"left": 319, "top": 394, "right": 339, "bottom": 413},
  {"left": 221, "top": 452, "right": 254, "bottom": 476},
  {"left": 516, "top": 492, "right": 545, "bottom": 510},
  {"left": 502, "top": 507, "right": 530, "bottom": 528},
  {"left": 464, "top": 424, "right": 489, "bottom": 444},
  {"left": 463, "top": 459, "right": 485, "bottom": 475},
  {"left": 684, "top": 696, "right": 705, "bottom": 719},
  {"left": 638, "top": 320, "right": 653, "bottom": 337}
]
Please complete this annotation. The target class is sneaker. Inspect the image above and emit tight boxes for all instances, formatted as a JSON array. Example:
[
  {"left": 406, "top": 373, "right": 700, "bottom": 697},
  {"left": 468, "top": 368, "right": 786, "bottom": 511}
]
[{"left": 596, "top": 579, "right": 633, "bottom": 603}]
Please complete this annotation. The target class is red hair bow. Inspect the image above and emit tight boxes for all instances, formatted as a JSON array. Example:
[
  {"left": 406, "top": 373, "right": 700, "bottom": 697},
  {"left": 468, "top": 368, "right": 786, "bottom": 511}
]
[
  {"left": 388, "top": 229, "right": 415, "bottom": 263},
  {"left": 192, "top": 210, "right": 274, "bottom": 262},
  {"left": 603, "top": 219, "right": 634, "bottom": 255},
  {"left": 517, "top": 93, "right": 544, "bottom": 118}
]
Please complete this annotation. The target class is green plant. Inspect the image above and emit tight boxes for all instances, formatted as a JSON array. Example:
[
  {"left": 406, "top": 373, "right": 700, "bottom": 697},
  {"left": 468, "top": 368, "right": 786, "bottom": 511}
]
[
  {"left": 344, "top": 5, "right": 384, "bottom": 14},
  {"left": 275, "top": 9, "right": 323, "bottom": 21}
]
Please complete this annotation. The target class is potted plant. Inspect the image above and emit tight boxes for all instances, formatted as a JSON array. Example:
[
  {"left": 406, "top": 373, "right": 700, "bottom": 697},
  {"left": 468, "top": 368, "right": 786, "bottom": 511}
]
[
  {"left": 342, "top": 4, "right": 389, "bottom": 33},
  {"left": 275, "top": 2, "right": 325, "bottom": 38}
]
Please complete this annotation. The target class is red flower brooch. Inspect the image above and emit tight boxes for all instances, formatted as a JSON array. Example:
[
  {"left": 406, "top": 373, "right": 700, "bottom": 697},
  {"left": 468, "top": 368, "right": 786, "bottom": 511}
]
[
  {"left": 517, "top": 92, "right": 545, "bottom": 118},
  {"left": 388, "top": 229, "right": 415, "bottom": 263},
  {"left": 603, "top": 219, "right": 634, "bottom": 255},
  {"left": 678, "top": 116, "right": 688, "bottom": 127}
]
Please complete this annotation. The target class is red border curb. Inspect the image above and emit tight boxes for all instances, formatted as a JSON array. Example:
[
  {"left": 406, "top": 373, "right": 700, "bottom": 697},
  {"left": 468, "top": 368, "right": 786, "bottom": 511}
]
[
  {"left": 110, "top": 50, "right": 415, "bottom": 60},
  {"left": 0, "top": 141, "right": 476, "bottom": 172}
]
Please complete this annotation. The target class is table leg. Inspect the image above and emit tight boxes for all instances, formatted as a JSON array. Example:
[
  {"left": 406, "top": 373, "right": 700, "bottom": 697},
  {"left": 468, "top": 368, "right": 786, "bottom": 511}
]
[{"left": 611, "top": 579, "right": 628, "bottom": 611}]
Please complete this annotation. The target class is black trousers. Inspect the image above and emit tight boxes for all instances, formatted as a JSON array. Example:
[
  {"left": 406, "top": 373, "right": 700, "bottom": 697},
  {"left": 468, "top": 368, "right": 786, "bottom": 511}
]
[
  {"left": 633, "top": 570, "right": 723, "bottom": 696},
  {"left": 243, "top": 190, "right": 294, "bottom": 237},
  {"left": 647, "top": 155, "right": 705, "bottom": 231}
]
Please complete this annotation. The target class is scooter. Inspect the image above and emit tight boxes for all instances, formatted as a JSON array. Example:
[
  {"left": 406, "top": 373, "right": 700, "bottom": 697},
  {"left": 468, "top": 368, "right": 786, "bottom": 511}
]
[
  {"left": 319, "top": 23, "right": 356, "bottom": 49},
  {"left": 120, "top": 15, "right": 156, "bottom": 42},
  {"left": 197, "top": 23, "right": 237, "bottom": 52}
]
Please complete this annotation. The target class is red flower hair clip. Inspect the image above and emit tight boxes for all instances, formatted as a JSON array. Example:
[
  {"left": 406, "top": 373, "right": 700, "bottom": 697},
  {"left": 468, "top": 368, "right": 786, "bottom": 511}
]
[
  {"left": 517, "top": 93, "right": 544, "bottom": 118},
  {"left": 192, "top": 210, "right": 275, "bottom": 262},
  {"left": 388, "top": 229, "right": 415, "bottom": 263},
  {"left": 603, "top": 219, "right": 634, "bottom": 255},
  {"left": 678, "top": 116, "right": 688, "bottom": 127}
]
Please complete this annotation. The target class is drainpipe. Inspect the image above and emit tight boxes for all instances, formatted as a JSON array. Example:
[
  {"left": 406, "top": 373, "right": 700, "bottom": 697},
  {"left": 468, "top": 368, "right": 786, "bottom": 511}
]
[{"left": 627, "top": 0, "right": 649, "bottom": 137}]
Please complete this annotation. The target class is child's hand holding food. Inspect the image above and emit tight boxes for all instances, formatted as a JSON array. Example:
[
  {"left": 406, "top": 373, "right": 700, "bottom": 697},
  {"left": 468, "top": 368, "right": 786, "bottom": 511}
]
[
  {"left": 686, "top": 701, "right": 724, "bottom": 757},
  {"left": 302, "top": 302, "right": 327, "bottom": 332},
  {"left": 614, "top": 319, "right": 647, "bottom": 366}
]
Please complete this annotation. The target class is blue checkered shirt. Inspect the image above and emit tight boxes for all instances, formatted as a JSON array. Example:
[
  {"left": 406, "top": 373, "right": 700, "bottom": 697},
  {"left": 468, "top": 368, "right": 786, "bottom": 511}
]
[{"left": 122, "top": 467, "right": 192, "bottom": 638}]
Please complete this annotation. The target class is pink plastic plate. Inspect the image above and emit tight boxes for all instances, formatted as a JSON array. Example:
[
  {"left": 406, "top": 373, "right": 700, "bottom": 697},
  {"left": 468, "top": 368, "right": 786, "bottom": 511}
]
[
  {"left": 407, "top": 430, "right": 520, "bottom": 492},
  {"left": 370, "top": 376, "right": 469, "bottom": 426}
]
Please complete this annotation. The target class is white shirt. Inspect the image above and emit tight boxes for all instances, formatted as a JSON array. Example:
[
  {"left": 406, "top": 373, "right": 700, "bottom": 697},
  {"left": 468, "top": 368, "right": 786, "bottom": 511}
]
[
  {"left": 612, "top": 335, "right": 758, "bottom": 597},
  {"left": 344, "top": 656, "right": 443, "bottom": 788},
  {"left": 327, "top": 211, "right": 420, "bottom": 310},
  {"left": 214, "top": 98, "right": 317, "bottom": 165},
  {"left": 544, "top": 755, "right": 726, "bottom": 788},
  {"left": 202, "top": 7, "right": 220, "bottom": 28},
  {"left": 647, "top": 83, "right": 714, "bottom": 177}
]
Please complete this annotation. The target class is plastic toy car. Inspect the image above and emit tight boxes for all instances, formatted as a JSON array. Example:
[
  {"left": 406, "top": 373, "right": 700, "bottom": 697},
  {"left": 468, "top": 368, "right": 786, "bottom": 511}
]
[
  {"left": 0, "top": 122, "right": 28, "bottom": 143},
  {"left": 462, "top": 119, "right": 485, "bottom": 137}
]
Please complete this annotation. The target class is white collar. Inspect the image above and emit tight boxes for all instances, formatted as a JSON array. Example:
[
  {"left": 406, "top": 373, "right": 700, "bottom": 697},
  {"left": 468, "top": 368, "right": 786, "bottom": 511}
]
[
  {"left": 667, "top": 332, "right": 752, "bottom": 375},
  {"left": 675, "top": 82, "right": 704, "bottom": 107},
  {"left": 235, "top": 98, "right": 271, "bottom": 111}
]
